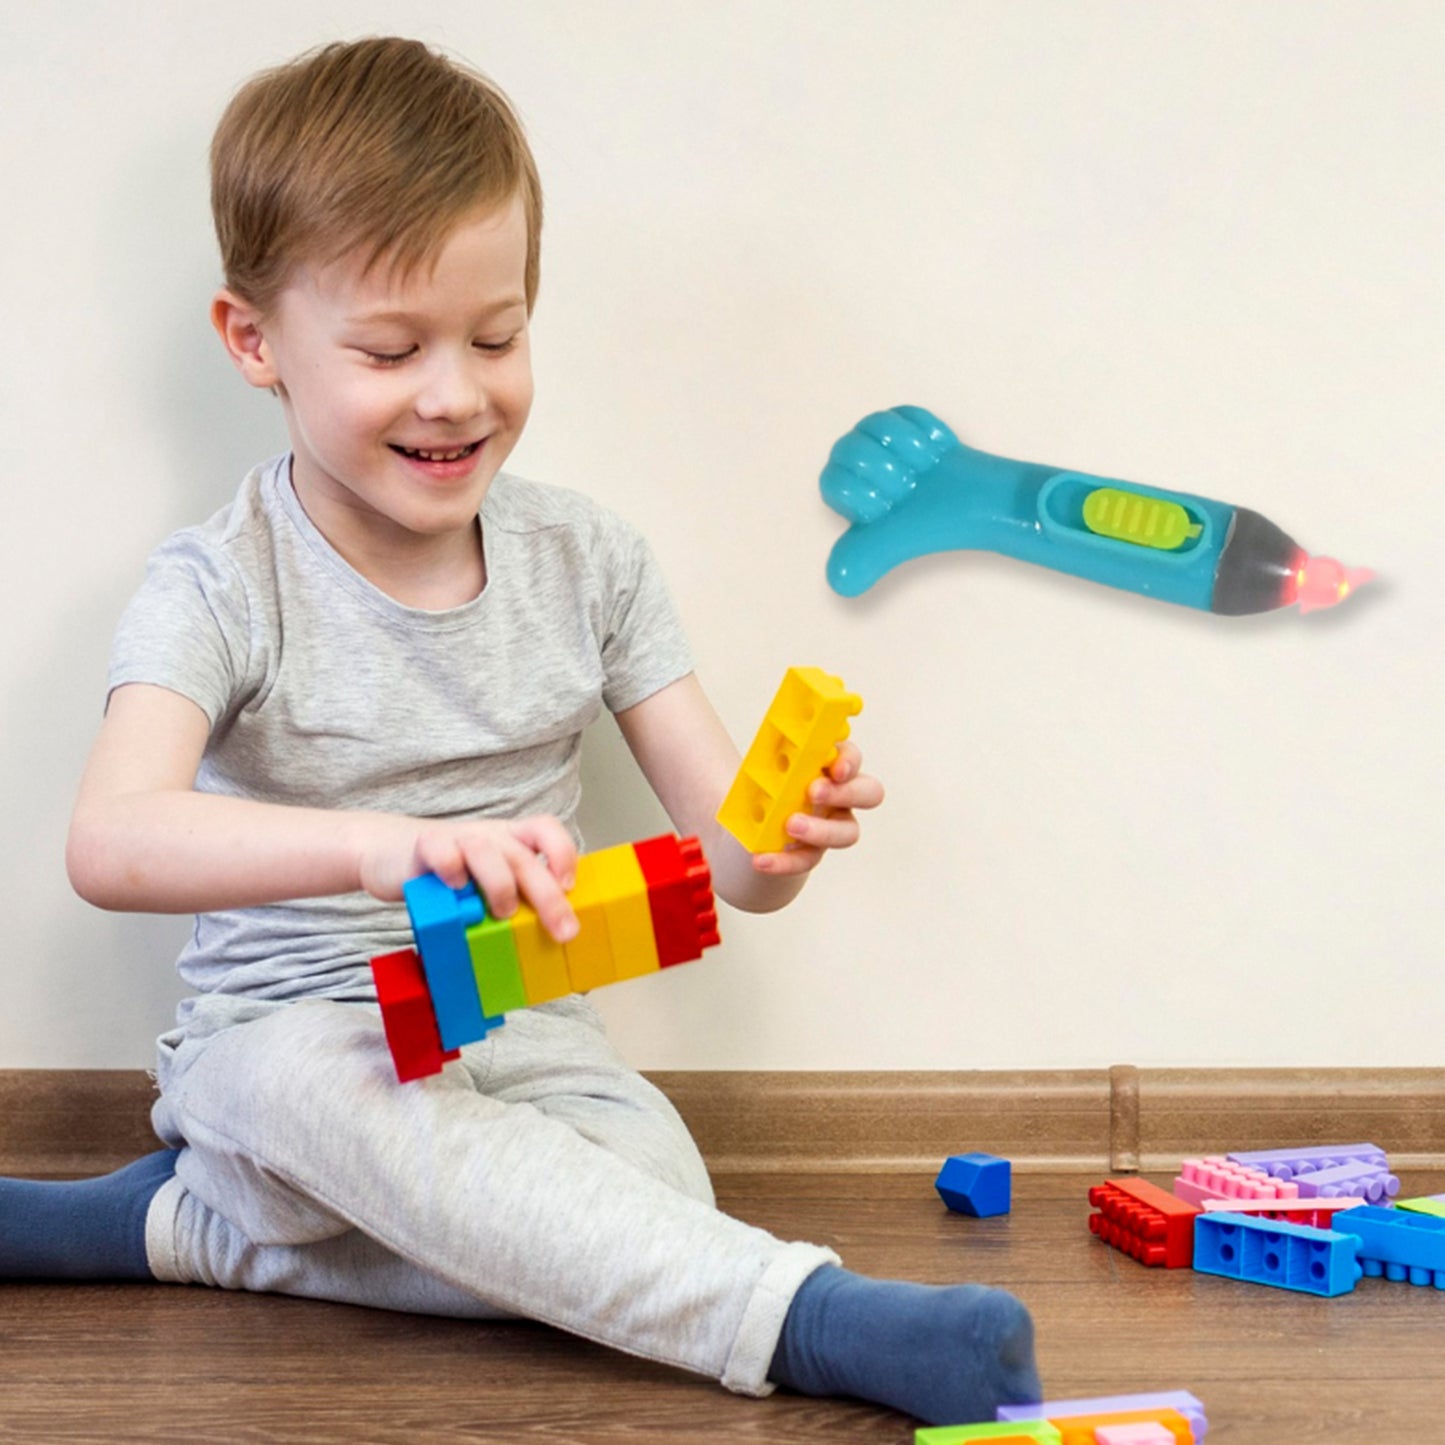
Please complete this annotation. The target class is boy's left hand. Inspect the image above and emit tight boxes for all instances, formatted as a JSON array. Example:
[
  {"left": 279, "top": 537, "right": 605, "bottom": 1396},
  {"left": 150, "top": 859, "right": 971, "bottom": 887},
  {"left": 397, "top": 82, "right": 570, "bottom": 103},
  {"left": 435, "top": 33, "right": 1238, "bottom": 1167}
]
[{"left": 751, "top": 740, "right": 884, "bottom": 877}]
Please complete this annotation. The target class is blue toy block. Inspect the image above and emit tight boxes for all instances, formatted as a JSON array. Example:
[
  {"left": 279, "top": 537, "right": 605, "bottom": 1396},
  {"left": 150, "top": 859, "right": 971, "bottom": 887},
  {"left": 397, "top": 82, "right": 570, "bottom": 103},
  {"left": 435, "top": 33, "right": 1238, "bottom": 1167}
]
[
  {"left": 999, "top": 1391, "right": 1207, "bottom": 1439},
  {"left": 403, "top": 873, "right": 492, "bottom": 1051},
  {"left": 1332, "top": 1204, "right": 1445, "bottom": 1287},
  {"left": 935, "top": 1152, "right": 1011, "bottom": 1218},
  {"left": 1192, "top": 1212, "right": 1362, "bottom": 1296}
]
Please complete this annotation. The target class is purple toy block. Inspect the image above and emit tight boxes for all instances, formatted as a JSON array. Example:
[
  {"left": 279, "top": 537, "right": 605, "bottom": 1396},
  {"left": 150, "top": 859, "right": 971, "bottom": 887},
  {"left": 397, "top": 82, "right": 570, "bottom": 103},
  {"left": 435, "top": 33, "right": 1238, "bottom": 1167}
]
[
  {"left": 999, "top": 1391, "right": 1207, "bottom": 1440},
  {"left": 935, "top": 1152, "right": 1011, "bottom": 1218},
  {"left": 1226, "top": 1143, "right": 1387, "bottom": 1182},
  {"left": 1291, "top": 1159, "right": 1400, "bottom": 1205}
]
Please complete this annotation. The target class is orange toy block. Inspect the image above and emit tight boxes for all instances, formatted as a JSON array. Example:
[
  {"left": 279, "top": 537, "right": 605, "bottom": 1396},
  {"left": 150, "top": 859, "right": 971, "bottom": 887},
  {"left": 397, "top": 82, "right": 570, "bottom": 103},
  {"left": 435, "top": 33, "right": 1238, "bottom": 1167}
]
[
  {"left": 372, "top": 947, "right": 460, "bottom": 1082},
  {"left": 716, "top": 667, "right": 862, "bottom": 854},
  {"left": 1051, "top": 1409, "right": 1194, "bottom": 1445},
  {"left": 1088, "top": 1178, "right": 1200, "bottom": 1268}
]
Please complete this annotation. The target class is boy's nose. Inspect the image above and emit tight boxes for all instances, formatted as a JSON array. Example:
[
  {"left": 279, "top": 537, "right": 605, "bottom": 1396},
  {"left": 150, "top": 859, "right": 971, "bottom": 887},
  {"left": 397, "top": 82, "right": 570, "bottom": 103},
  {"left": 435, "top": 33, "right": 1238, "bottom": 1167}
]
[{"left": 414, "top": 354, "right": 486, "bottom": 423}]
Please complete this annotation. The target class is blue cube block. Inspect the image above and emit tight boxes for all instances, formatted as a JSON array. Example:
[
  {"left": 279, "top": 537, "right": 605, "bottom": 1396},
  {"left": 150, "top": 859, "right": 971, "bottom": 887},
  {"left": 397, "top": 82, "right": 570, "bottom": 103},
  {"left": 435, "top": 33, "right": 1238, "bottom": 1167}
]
[{"left": 935, "top": 1152, "right": 1011, "bottom": 1218}]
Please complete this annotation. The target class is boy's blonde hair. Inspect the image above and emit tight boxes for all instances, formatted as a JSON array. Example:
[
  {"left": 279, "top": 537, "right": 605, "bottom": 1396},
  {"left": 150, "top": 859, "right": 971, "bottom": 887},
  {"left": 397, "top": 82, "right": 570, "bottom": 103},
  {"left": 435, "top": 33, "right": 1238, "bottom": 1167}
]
[{"left": 212, "top": 37, "right": 543, "bottom": 315}]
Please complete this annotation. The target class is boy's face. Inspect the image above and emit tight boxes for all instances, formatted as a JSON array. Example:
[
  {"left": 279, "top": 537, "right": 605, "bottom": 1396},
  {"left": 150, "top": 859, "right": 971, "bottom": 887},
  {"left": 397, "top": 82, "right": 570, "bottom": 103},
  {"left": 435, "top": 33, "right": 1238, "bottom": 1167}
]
[{"left": 243, "top": 196, "right": 534, "bottom": 560}]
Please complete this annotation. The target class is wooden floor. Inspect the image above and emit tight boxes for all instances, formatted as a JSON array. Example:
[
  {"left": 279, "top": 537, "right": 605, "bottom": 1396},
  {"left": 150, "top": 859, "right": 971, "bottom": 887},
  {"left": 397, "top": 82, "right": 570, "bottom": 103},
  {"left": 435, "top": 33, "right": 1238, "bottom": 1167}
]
[{"left": 2, "top": 1169, "right": 1441, "bottom": 1443}]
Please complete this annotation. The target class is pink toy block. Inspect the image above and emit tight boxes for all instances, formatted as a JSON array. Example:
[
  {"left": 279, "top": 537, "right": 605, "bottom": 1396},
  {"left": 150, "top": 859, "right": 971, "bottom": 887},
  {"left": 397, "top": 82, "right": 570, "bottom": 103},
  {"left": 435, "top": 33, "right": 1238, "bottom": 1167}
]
[
  {"left": 1173, "top": 1157, "right": 1298, "bottom": 1207},
  {"left": 1095, "top": 1425, "right": 1180, "bottom": 1445},
  {"left": 1200, "top": 1196, "right": 1365, "bottom": 1230}
]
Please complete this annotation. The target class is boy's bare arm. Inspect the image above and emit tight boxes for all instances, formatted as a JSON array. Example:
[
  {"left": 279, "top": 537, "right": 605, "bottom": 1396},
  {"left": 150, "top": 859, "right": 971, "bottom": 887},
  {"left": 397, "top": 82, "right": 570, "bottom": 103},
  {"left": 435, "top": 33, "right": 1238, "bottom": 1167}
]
[
  {"left": 66, "top": 683, "right": 579, "bottom": 936},
  {"left": 614, "top": 673, "right": 883, "bottom": 914}
]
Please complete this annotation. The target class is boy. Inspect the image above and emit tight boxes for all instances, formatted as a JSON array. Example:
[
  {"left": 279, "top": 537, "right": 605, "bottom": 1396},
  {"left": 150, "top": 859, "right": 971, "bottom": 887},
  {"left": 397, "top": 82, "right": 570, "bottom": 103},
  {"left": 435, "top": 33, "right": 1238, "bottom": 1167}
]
[{"left": 0, "top": 38, "right": 1039, "bottom": 1425}]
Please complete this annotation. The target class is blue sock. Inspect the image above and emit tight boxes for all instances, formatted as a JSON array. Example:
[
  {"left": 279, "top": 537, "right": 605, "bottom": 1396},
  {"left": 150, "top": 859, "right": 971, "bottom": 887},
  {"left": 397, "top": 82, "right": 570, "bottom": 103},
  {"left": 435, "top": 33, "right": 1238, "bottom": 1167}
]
[
  {"left": 0, "top": 1149, "right": 180, "bottom": 1281},
  {"left": 768, "top": 1265, "right": 1041, "bottom": 1425}
]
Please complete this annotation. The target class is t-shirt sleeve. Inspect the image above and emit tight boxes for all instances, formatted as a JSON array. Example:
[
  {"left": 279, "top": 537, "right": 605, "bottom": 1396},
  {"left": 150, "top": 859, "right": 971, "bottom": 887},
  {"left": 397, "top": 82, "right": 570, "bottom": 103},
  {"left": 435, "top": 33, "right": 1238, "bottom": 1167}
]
[
  {"left": 106, "top": 532, "right": 253, "bottom": 727},
  {"left": 596, "top": 514, "right": 695, "bottom": 714}
]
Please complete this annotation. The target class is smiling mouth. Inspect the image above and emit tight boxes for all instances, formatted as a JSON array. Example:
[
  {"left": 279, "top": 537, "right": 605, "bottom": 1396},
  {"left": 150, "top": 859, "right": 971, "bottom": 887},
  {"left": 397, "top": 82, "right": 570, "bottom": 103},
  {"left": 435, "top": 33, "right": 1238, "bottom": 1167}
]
[{"left": 391, "top": 441, "right": 482, "bottom": 462}]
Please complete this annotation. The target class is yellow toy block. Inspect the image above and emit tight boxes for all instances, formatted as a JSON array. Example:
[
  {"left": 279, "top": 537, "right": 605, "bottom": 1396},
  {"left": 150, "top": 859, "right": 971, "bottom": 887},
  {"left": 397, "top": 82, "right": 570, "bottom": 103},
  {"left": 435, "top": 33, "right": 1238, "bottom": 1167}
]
[
  {"left": 716, "top": 666, "right": 862, "bottom": 855},
  {"left": 563, "top": 853, "right": 617, "bottom": 991},
  {"left": 510, "top": 901, "right": 572, "bottom": 1004},
  {"left": 580, "top": 842, "right": 661, "bottom": 981}
]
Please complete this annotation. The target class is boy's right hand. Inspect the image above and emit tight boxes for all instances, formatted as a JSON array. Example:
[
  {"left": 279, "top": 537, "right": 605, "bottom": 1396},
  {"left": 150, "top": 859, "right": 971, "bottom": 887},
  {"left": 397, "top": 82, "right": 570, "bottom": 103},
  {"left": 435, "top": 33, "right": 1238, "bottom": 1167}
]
[{"left": 358, "top": 815, "right": 580, "bottom": 942}]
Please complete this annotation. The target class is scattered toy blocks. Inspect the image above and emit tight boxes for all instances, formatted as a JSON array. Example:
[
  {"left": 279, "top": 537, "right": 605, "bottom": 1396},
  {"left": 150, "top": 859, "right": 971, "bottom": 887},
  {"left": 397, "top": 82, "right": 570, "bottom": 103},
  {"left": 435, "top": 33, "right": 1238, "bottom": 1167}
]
[
  {"left": 1192, "top": 1212, "right": 1362, "bottom": 1296},
  {"left": 1000, "top": 1393, "right": 1207, "bottom": 1441},
  {"left": 936, "top": 1153, "right": 1012, "bottom": 1218},
  {"left": 1332, "top": 1204, "right": 1445, "bottom": 1287},
  {"left": 1088, "top": 1178, "right": 1200, "bottom": 1268},
  {"left": 916, "top": 1425, "right": 1062, "bottom": 1444},
  {"left": 373, "top": 834, "right": 720, "bottom": 1081},
  {"left": 716, "top": 666, "right": 862, "bottom": 854}
]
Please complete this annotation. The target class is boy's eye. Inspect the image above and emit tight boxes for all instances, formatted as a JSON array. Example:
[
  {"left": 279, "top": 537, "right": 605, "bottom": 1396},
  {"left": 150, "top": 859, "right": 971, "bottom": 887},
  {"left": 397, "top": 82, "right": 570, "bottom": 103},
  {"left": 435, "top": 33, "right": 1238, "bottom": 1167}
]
[
  {"left": 476, "top": 336, "right": 519, "bottom": 355},
  {"left": 363, "top": 347, "right": 417, "bottom": 366}
]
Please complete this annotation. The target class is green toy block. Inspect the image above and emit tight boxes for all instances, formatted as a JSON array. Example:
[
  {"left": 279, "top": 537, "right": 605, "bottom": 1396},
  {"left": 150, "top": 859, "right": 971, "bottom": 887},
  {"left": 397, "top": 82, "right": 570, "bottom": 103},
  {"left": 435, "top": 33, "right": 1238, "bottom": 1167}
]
[
  {"left": 915, "top": 1422, "right": 1062, "bottom": 1444},
  {"left": 1397, "top": 1195, "right": 1445, "bottom": 1220},
  {"left": 466, "top": 916, "right": 528, "bottom": 1017}
]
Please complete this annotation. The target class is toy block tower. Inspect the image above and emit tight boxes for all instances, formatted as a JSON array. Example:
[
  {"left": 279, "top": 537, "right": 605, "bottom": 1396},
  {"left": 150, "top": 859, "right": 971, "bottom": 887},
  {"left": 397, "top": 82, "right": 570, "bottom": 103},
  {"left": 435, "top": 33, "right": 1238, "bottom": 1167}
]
[{"left": 372, "top": 834, "right": 720, "bottom": 1082}]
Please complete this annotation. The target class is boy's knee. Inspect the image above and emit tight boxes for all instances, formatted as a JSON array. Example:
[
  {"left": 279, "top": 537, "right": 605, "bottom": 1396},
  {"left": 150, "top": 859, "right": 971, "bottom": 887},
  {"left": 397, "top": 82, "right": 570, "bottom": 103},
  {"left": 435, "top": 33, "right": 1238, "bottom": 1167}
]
[{"left": 162, "top": 1003, "right": 393, "bottom": 1247}]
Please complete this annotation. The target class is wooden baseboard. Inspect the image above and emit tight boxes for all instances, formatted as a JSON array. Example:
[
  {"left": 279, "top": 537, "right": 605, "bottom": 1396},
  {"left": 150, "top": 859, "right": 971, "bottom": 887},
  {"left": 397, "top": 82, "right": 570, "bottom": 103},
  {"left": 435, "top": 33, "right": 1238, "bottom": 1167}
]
[{"left": 4, "top": 1067, "right": 1444, "bottom": 1176}]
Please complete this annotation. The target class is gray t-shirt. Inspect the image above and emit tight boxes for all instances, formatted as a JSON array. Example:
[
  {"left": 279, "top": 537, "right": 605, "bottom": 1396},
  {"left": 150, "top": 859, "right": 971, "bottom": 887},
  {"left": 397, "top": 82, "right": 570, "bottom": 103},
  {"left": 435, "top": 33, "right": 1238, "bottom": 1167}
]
[{"left": 108, "top": 455, "right": 693, "bottom": 1016}]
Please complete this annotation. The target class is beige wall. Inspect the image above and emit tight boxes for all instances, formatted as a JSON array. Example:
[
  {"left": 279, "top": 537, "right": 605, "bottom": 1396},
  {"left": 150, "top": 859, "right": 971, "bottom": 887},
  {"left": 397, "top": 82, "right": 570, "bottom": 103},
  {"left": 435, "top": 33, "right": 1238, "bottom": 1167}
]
[{"left": 2, "top": 0, "right": 1438, "bottom": 1069}]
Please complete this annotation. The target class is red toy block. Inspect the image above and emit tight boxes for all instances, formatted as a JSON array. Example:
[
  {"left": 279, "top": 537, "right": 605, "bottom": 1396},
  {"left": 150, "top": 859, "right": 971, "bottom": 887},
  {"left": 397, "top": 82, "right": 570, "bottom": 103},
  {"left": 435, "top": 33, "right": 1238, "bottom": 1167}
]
[
  {"left": 633, "top": 834, "right": 720, "bottom": 967},
  {"left": 1088, "top": 1177, "right": 1201, "bottom": 1268},
  {"left": 371, "top": 947, "right": 461, "bottom": 1083}
]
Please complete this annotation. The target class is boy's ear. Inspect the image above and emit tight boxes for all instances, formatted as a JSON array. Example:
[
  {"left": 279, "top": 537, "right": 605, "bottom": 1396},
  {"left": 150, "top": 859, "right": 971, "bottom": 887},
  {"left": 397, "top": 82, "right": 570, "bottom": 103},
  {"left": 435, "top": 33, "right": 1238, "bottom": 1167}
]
[{"left": 211, "top": 289, "right": 280, "bottom": 390}]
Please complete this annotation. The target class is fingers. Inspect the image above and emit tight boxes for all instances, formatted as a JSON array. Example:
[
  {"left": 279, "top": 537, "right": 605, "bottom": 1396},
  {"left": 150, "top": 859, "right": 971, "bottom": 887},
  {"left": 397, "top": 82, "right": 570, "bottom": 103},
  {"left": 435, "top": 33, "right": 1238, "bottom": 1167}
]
[
  {"left": 813, "top": 743, "right": 885, "bottom": 813},
  {"left": 414, "top": 817, "right": 579, "bottom": 943},
  {"left": 509, "top": 815, "right": 579, "bottom": 889},
  {"left": 749, "top": 748, "right": 884, "bottom": 876}
]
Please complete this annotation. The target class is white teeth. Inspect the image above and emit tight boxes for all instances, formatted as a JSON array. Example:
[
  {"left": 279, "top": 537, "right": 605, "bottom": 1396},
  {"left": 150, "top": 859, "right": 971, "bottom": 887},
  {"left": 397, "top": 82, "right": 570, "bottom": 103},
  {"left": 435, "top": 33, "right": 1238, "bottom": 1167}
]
[{"left": 401, "top": 444, "right": 476, "bottom": 461}]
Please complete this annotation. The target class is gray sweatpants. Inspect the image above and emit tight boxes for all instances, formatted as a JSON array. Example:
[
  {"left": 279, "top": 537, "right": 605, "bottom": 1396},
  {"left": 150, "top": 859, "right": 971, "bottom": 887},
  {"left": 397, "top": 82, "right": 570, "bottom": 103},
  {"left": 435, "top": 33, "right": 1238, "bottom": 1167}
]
[{"left": 145, "top": 995, "right": 837, "bottom": 1395}]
